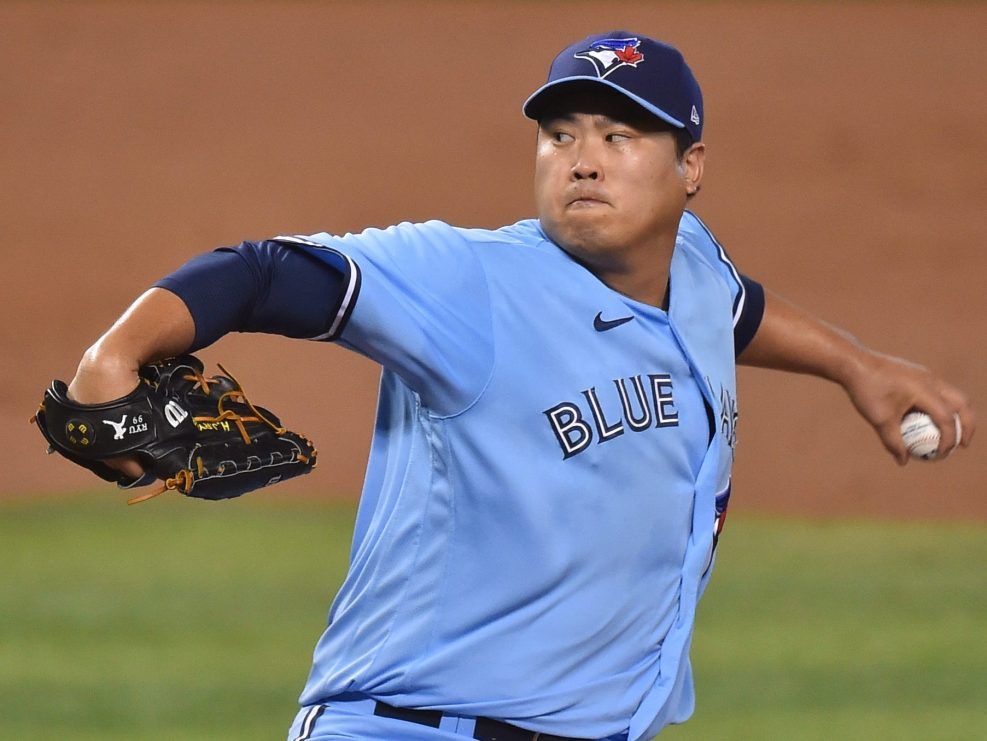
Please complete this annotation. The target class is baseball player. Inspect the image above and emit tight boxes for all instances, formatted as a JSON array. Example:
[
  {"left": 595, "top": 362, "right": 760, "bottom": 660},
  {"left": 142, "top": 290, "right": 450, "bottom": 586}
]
[{"left": 64, "top": 32, "right": 973, "bottom": 740}]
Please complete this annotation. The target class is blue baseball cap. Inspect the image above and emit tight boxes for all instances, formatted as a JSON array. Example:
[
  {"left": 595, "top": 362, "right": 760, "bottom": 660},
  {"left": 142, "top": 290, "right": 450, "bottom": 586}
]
[{"left": 523, "top": 31, "right": 703, "bottom": 142}]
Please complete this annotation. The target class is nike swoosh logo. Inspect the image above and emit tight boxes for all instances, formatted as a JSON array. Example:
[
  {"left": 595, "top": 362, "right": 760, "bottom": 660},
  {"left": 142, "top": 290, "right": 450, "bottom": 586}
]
[{"left": 593, "top": 312, "right": 635, "bottom": 332}]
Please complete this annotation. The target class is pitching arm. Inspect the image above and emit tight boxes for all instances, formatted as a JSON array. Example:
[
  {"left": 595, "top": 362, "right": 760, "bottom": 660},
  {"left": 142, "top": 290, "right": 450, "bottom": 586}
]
[{"left": 737, "top": 289, "right": 975, "bottom": 463}]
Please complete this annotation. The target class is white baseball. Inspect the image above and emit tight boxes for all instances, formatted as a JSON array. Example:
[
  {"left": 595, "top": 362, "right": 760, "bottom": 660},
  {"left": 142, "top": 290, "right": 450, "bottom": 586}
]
[{"left": 899, "top": 411, "right": 962, "bottom": 461}]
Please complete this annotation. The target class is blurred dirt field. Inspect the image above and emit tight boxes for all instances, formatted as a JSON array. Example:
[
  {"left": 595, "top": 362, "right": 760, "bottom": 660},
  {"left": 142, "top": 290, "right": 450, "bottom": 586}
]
[{"left": 3, "top": 2, "right": 985, "bottom": 517}]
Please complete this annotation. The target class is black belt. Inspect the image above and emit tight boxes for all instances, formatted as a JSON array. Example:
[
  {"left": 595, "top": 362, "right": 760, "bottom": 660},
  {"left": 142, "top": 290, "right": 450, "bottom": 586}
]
[{"left": 373, "top": 700, "right": 589, "bottom": 741}]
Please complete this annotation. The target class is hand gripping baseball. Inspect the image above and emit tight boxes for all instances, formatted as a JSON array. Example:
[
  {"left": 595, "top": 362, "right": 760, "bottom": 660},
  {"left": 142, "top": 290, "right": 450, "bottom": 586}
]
[
  {"left": 843, "top": 351, "right": 975, "bottom": 464},
  {"left": 32, "top": 355, "right": 317, "bottom": 503}
]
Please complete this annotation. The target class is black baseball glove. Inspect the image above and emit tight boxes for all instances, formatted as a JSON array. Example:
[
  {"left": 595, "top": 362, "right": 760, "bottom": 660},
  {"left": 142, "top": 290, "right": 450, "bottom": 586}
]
[{"left": 32, "top": 355, "right": 317, "bottom": 504}]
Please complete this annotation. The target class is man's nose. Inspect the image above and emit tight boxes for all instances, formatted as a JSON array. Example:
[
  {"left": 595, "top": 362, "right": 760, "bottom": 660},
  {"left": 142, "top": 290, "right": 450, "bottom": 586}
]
[
  {"left": 571, "top": 142, "right": 602, "bottom": 180},
  {"left": 572, "top": 164, "right": 599, "bottom": 180}
]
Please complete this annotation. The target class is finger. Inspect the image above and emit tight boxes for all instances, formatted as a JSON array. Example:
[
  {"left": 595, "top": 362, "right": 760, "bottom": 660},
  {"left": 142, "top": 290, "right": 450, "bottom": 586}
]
[
  {"left": 939, "top": 414, "right": 962, "bottom": 458},
  {"left": 959, "top": 406, "right": 976, "bottom": 446},
  {"left": 921, "top": 403, "right": 959, "bottom": 458},
  {"left": 105, "top": 454, "right": 145, "bottom": 480},
  {"left": 879, "top": 422, "right": 910, "bottom": 465},
  {"left": 941, "top": 387, "right": 976, "bottom": 448}
]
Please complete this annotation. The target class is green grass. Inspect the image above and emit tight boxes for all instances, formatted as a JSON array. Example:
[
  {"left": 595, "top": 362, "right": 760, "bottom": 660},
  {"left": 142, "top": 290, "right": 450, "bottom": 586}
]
[
  {"left": 665, "top": 518, "right": 987, "bottom": 740},
  {"left": 0, "top": 493, "right": 353, "bottom": 741},
  {"left": 1, "top": 496, "right": 985, "bottom": 740}
]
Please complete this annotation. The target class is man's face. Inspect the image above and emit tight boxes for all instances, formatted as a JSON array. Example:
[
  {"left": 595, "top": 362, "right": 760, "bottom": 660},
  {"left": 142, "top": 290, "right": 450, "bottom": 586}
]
[{"left": 533, "top": 87, "right": 701, "bottom": 270}]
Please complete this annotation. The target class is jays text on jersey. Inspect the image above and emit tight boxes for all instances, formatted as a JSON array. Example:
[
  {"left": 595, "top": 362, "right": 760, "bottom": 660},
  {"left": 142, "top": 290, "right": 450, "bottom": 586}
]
[{"left": 271, "top": 211, "right": 750, "bottom": 741}]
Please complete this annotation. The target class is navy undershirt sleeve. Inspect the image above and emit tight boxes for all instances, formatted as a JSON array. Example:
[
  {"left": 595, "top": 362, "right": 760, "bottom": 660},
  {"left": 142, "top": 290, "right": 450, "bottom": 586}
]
[
  {"left": 154, "top": 241, "right": 347, "bottom": 352},
  {"left": 734, "top": 273, "right": 765, "bottom": 357}
]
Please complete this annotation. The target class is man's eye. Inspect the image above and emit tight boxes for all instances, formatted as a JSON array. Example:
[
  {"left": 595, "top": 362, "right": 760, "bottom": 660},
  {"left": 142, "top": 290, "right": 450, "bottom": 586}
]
[
  {"left": 553, "top": 131, "right": 574, "bottom": 143},
  {"left": 606, "top": 133, "right": 631, "bottom": 143}
]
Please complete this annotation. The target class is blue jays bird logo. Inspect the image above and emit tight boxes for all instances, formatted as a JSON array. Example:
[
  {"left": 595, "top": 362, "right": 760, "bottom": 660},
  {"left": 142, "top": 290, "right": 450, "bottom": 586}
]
[
  {"left": 574, "top": 37, "right": 645, "bottom": 79},
  {"left": 713, "top": 481, "right": 731, "bottom": 546}
]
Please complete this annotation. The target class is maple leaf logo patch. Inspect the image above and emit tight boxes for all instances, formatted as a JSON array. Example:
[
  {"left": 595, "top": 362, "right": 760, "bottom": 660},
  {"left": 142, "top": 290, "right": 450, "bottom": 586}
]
[{"left": 574, "top": 37, "right": 645, "bottom": 79}]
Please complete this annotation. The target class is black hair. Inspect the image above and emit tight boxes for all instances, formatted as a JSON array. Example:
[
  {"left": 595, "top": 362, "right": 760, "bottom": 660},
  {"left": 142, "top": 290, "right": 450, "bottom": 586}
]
[{"left": 673, "top": 128, "right": 694, "bottom": 162}]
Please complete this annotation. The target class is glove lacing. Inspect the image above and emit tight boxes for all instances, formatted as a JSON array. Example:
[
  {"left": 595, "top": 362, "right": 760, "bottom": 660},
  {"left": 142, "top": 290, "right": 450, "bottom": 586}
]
[{"left": 127, "top": 363, "right": 303, "bottom": 505}]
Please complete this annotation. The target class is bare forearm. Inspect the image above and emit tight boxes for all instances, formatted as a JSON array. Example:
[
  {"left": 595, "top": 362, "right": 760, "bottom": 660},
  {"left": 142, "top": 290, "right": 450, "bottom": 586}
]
[
  {"left": 738, "top": 289, "right": 974, "bottom": 462},
  {"left": 737, "top": 290, "right": 869, "bottom": 384},
  {"left": 69, "top": 288, "right": 195, "bottom": 403}
]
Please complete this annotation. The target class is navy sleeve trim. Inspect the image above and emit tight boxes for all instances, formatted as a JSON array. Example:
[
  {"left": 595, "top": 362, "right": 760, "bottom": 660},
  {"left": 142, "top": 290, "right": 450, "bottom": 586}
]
[
  {"left": 734, "top": 275, "right": 764, "bottom": 357},
  {"left": 313, "top": 256, "right": 361, "bottom": 341},
  {"left": 272, "top": 235, "right": 362, "bottom": 341}
]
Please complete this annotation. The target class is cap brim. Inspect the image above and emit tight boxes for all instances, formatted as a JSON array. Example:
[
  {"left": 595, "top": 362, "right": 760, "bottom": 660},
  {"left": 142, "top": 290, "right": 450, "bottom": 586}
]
[{"left": 522, "top": 76, "right": 685, "bottom": 130}]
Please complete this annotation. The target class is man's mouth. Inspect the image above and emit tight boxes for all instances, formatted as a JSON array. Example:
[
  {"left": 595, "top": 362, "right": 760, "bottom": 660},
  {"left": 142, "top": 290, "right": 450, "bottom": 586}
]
[{"left": 566, "top": 195, "right": 609, "bottom": 208}]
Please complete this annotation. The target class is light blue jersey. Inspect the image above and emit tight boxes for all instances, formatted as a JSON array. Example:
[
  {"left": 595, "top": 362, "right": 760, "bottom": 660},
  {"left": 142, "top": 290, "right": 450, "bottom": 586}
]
[{"left": 277, "top": 211, "right": 743, "bottom": 740}]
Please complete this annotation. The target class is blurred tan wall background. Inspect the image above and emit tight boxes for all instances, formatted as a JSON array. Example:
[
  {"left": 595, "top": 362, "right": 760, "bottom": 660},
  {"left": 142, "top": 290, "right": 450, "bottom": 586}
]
[{"left": 3, "top": 2, "right": 984, "bottom": 517}]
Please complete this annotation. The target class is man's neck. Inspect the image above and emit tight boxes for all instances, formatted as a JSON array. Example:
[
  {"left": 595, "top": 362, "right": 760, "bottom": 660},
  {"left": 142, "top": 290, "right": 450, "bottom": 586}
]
[{"left": 588, "top": 236, "right": 675, "bottom": 308}]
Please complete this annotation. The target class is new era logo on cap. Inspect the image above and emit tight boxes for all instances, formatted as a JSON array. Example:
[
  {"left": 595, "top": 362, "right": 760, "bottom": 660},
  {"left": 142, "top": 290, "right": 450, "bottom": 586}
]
[{"left": 574, "top": 37, "right": 645, "bottom": 79}]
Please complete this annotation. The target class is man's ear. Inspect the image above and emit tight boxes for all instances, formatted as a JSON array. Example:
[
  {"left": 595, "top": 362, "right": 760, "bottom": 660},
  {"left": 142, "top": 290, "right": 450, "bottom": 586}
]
[{"left": 682, "top": 142, "right": 705, "bottom": 196}]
